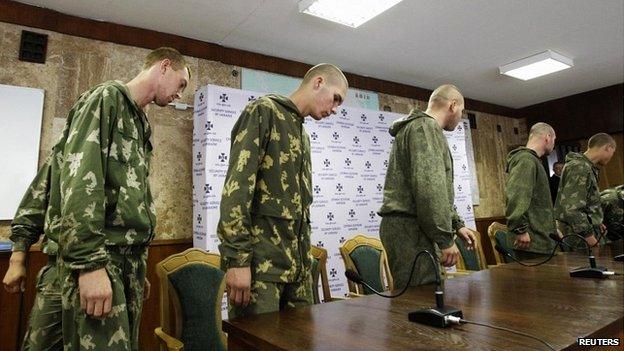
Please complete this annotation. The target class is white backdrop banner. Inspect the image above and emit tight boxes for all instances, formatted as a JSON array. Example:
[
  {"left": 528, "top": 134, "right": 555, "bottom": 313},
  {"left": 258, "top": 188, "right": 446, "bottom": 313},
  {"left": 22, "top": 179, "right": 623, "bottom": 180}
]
[{"left": 193, "top": 84, "right": 476, "bottom": 302}]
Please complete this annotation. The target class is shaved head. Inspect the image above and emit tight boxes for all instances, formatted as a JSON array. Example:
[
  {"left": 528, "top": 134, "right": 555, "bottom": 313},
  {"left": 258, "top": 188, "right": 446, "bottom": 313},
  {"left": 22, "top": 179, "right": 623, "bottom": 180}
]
[
  {"left": 428, "top": 84, "right": 464, "bottom": 108},
  {"left": 529, "top": 122, "right": 555, "bottom": 140},
  {"left": 588, "top": 133, "right": 616, "bottom": 149},
  {"left": 301, "top": 63, "right": 348, "bottom": 89}
]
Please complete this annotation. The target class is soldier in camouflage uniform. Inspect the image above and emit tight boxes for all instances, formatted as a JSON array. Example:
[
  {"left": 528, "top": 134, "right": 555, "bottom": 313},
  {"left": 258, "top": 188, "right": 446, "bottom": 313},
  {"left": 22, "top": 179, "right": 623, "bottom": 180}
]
[
  {"left": 3, "top": 47, "right": 190, "bottom": 351},
  {"left": 218, "top": 64, "right": 348, "bottom": 318},
  {"left": 3, "top": 157, "right": 63, "bottom": 351},
  {"left": 378, "top": 85, "right": 477, "bottom": 288},
  {"left": 505, "top": 123, "right": 557, "bottom": 260},
  {"left": 600, "top": 185, "right": 624, "bottom": 241},
  {"left": 555, "top": 133, "right": 617, "bottom": 248}
]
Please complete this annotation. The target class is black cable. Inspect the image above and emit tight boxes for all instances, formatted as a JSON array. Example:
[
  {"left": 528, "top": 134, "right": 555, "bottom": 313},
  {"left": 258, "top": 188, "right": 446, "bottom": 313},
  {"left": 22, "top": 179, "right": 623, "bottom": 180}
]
[
  {"left": 494, "top": 237, "right": 565, "bottom": 267},
  {"left": 459, "top": 319, "right": 555, "bottom": 351},
  {"left": 346, "top": 249, "right": 439, "bottom": 298}
]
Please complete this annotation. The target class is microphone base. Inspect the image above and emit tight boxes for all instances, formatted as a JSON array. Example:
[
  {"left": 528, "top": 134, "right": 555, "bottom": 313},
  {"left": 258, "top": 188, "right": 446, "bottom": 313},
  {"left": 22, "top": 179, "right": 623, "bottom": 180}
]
[
  {"left": 614, "top": 254, "right": 623, "bottom": 262},
  {"left": 569, "top": 266, "right": 608, "bottom": 278},
  {"left": 408, "top": 306, "right": 463, "bottom": 328}
]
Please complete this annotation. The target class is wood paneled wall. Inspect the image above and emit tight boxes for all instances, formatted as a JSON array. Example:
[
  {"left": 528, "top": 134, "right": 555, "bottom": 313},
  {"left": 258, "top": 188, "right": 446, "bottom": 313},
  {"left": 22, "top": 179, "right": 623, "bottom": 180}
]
[
  {"left": 0, "top": 239, "right": 193, "bottom": 351},
  {"left": 521, "top": 84, "right": 623, "bottom": 143},
  {"left": 470, "top": 112, "right": 528, "bottom": 218}
]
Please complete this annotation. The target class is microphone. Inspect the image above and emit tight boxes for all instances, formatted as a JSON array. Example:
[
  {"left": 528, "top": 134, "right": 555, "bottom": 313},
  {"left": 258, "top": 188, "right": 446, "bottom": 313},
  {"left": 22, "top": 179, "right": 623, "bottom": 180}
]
[
  {"left": 549, "top": 233, "right": 611, "bottom": 278},
  {"left": 345, "top": 250, "right": 463, "bottom": 328}
]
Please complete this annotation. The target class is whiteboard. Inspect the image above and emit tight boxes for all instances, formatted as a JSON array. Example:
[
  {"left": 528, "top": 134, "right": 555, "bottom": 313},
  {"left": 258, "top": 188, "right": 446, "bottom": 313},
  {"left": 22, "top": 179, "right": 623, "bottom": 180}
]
[{"left": 0, "top": 84, "right": 44, "bottom": 219}]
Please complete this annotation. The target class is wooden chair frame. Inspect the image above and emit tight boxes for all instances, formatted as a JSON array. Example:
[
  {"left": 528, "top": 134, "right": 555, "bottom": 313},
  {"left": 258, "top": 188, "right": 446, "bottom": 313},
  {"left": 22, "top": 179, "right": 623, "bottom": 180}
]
[
  {"left": 154, "top": 248, "right": 227, "bottom": 351},
  {"left": 487, "top": 222, "right": 509, "bottom": 265},
  {"left": 339, "top": 234, "right": 394, "bottom": 295},
  {"left": 455, "top": 229, "right": 489, "bottom": 271}
]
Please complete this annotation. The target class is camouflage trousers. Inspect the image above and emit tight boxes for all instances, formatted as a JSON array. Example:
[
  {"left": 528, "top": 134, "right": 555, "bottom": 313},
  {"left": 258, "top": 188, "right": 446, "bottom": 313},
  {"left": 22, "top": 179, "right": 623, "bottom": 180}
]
[
  {"left": 228, "top": 271, "right": 313, "bottom": 318},
  {"left": 22, "top": 257, "right": 63, "bottom": 351},
  {"left": 61, "top": 246, "right": 147, "bottom": 351},
  {"left": 380, "top": 215, "right": 445, "bottom": 288}
]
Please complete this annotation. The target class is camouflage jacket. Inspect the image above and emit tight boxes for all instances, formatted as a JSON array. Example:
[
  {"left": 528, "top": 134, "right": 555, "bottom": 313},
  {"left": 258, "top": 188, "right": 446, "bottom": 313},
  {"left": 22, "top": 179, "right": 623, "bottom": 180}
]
[
  {"left": 378, "top": 110, "right": 464, "bottom": 250},
  {"left": 217, "top": 94, "right": 313, "bottom": 283},
  {"left": 10, "top": 81, "right": 156, "bottom": 271},
  {"left": 555, "top": 152, "right": 602, "bottom": 238},
  {"left": 504, "top": 147, "right": 556, "bottom": 254},
  {"left": 601, "top": 185, "right": 623, "bottom": 238}
]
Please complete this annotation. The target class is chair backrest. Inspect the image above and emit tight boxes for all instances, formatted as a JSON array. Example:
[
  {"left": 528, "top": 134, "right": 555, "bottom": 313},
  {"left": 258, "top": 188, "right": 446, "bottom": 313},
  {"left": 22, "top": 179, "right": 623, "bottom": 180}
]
[
  {"left": 156, "top": 248, "right": 227, "bottom": 351},
  {"left": 310, "top": 245, "right": 332, "bottom": 303},
  {"left": 339, "top": 234, "right": 393, "bottom": 295},
  {"left": 455, "top": 229, "right": 488, "bottom": 271},
  {"left": 487, "top": 222, "right": 513, "bottom": 264}
]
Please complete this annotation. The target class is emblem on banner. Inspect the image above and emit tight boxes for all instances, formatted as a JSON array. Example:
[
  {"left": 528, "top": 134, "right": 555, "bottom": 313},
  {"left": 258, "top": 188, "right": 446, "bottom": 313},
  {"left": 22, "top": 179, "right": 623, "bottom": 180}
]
[
  {"left": 378, "top": 113, "right": 385, "bottom": 121},
  {"left": 219, "top": 93, "right": 228, "bottom": 103},
  {"left": 361, "top": 114, "right": 367, "bottom": 122},
  {"left": 218, "top": 153, "right": 228, "bottom": 162},
  {"left": 324, "top": 159, "right": 331, "bottom": 167},
  {"left": 344, "top": 158, "right": 352, "bottom": 166},
  {"left": 340, "top": 109, "right": 347, "bottom": 117}
]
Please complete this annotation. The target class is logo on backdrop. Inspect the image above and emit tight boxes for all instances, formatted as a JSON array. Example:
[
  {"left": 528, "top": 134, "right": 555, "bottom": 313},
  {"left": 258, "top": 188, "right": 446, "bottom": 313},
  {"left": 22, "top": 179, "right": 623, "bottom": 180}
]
[
  {"left": 219, "top": 93, "right": 229, "bottom": 103},
  {"left": 344, "top": 158, "right": 352, "bottom": 167},
  {"left": 326, "top": 212, "right": 335, "bottom": 222},
  {"left": 332, "top": 131, "right": 340, "bottom": 141},
  {"left": 205, "top": 121, "right": 213, "bottom": 131},
  {"left": 340, "top": 109, "right": 348, "bottom": 117},
  {"left": 314, "top": 185, "right": 321, "bottom": 194},
  {"left": 378, "top": 113, "right": 385, "bottom": 122},
  {"left": 311, "top": 132, "right": 319, "bottom": 141},
  {"left": 361, "top": 114, "right": 367, "bottom": 122},
  {"left": 324, "top": 159, "right": 331, "bottom": 167},
  {"left": 218, "top": 153, "right": 228, "bottom": 163},
  {"left": 353, "top": 136, "right": 360, "bottom": 145},
  {"left": 204, "top": 184, "right": 212, "bottom": 194}
]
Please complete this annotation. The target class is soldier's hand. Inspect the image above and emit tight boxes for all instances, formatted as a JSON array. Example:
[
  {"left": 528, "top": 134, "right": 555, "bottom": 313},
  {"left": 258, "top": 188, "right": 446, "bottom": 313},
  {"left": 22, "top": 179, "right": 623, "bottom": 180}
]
[
  {"left": 3, "top": 252, "right": 27, "bottom": 294},
  {"left": 226, "top": 267, "right": 251, "bottom": 308},
  {"left": 143, "top": 278, "right": 151, "bottom": 301},
  {"left": 456, "top": 227, "right": 477, "bottom": 250},
  {"left": 585, "top": 234, "right": 598, "bottom": 247},
  {"left": 78, "top": 267, "right": 113, "bottom": 318},
  {"left": 440, "top": 244, "right": 460, "bottom": 267},
  {"left": 599, "top": 223, "right": 607, "bottom": 235},
  {"left": 514, "top": 233, "right": 531, "bottom": 249}
]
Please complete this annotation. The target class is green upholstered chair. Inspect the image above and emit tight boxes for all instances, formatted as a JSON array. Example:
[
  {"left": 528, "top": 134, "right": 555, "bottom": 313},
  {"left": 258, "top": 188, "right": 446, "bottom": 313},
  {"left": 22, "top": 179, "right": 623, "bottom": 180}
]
[
  {"left": 339, "top": 234, "right": 393, "bottom": 295},
  {"left": 487, "top": 222, "right": 515, "bottom": 264},
  {"left": 310, "top": 245, "right": 343, "bottom": 303},
  {"left": 154, "top": 248, "right": 227, "bottom": 351},
  {"left": 455, "top": 229, "right": 488, "bottom": 271}
]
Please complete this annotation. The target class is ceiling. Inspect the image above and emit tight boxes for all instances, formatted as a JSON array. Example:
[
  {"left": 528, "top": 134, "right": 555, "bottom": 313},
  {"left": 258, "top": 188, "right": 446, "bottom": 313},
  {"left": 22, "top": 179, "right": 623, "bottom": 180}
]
[{"left": 18, "top": 0, "right": 624, "bottom": 108}]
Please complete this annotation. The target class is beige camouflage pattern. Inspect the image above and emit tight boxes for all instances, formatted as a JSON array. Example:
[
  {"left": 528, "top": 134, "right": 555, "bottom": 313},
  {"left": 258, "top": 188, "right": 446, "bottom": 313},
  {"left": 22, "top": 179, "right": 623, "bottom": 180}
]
[
  {"left": 217, "top": 94, "right": 313, "bottom": 284},
  {"left": 61, "top": 248, "right": 147, "bottom": 351},
  {"left": 555, "top": 152, "right": 603, "bottom": 238}
]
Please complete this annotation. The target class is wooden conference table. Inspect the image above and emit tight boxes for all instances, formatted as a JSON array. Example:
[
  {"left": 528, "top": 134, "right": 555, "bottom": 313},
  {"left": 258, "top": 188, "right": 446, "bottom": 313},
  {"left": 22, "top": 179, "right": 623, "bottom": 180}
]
[{"left": 223, "top": 243, "right": 624, "bottom": 350}]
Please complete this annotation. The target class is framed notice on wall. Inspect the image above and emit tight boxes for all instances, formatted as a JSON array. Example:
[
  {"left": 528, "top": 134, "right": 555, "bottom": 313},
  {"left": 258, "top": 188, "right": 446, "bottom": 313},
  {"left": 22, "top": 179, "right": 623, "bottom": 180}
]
[{"left": 0, "top": 84, "right": 44, "bottom": 219}]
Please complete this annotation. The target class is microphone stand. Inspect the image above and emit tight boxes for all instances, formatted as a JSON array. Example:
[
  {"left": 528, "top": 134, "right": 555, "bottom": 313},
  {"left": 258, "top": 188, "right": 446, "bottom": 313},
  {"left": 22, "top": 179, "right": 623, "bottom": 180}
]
[
  {"left": 345, "top": 250, "right": 463, "bottom": 328},
  {"left": 551, "top": 233, "right": 610, "bottom": 278}
]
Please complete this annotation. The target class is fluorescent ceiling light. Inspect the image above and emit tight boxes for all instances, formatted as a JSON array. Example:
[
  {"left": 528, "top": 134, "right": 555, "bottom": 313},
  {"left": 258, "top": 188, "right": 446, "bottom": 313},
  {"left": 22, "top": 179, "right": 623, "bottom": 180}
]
[
  {"left": 299, "top": 0, "right": 403, "bottom": 28},
  {"left": 499, "top": 50, "right": 573, "bottom": 81}
]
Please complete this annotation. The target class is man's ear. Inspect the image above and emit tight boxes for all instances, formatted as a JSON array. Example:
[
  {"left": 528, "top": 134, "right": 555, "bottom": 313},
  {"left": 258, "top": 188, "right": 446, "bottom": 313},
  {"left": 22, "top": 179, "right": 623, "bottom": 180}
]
[{"left": 160, "top": 58, "right": 172, "bottom": 74}]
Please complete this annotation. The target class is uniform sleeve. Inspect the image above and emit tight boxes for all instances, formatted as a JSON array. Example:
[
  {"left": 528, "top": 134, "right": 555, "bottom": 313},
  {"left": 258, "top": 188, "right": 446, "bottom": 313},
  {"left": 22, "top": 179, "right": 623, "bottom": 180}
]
[
  {"left": 556, "top": 166, "right": 594, "bottom": 237},
  {"left": 217, "top": 103, "right": 269, "bottom": 269},
  {"left": 408, "top": 124, "right": 455, "bottom": 250},
  {"left": 58, "top": 88, "right": 116, "bottom": 271},
  {"left": 451, "top": 210, "right": 465, "bottom": 232},
  {"left": 10, "top": 158, "right": 52, "bottom": 252},
  {"left": 505, "top": 156, "right": 536, "bottom": 235}
]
